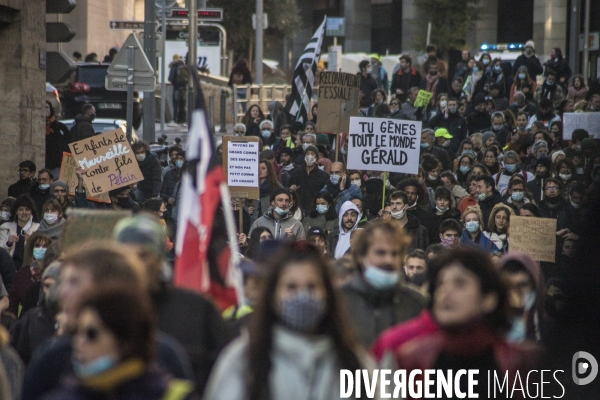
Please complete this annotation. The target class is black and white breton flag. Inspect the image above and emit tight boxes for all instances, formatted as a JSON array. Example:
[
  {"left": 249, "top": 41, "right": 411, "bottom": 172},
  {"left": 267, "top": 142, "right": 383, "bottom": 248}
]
[{"left": 284, "top": 16, "right": 326, "bottom": 123}]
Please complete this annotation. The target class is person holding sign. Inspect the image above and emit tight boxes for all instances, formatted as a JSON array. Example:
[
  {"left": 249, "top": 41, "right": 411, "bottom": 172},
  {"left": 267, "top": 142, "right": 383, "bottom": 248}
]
[{"left": 399, "top": 87, "right": 424, "bottom": 121}]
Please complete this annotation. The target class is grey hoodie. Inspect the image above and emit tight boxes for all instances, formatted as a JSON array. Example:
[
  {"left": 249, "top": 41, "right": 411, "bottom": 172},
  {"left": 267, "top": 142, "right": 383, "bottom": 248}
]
[{"left": 248, "top": 208, "right": 305, "bottom": 240}]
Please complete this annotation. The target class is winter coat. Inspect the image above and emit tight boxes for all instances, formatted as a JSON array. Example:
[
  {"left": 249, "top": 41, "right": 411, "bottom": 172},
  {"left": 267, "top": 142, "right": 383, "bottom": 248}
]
[
  {"left": 288, "top": 167, "right": 329, "bottom": 214},
  {"left": 466, "top": 109, "right": 491, "bottom": 135},
  {"left": 0, "top": 248, "right": 15, "bottom": 292},
  {"left": 136, "top": 152, "right": 163, "bottom": 199},
  {"left": 28, "top": 185, "right": 52, "bottom": 217},
  {"left": 8, "top": 178, "right": 36, "bottom": 199},
  {"left": 402, "top": 214, "right": 430, "bottom": 251},
  {"left": 428, "top": 112, "right": 468, "bottom": 153},
  {"left": 420, "top": 145, "right": 451, "bottom": 171},
  {"left": 23, "top": 334, "right": 195, "bottom": 400},
  {"left": 460, "top": 229, "right": 494, "bottom": 252},
  {"left": 391, "top": 67, "right": 422, "bottom": 103},
  {"left": 37, "top": 218, "right": 66, "bottom": 241},
  {"left": 340, "top": 274, "right": 426, "bottom": 347},
  {"left": 70, "top": 114, "right": 95, "bottom": 142},
  {"left": 477, "top": 192, "right": 503, "bottom": 228},
  {"left": 358, "top": 72, "right": 378, "bottom": 108},
  {"left": 0, "top": 221, "right": 40, "bottom": 258},
  {"left": 512, "top": 54, "right": 544, "bottom": 79},
  {"left": 42, "top": 359, "right": 197, "bottom": 400},
  {"left": 566, "top": 85, "right": 589, "bottom": 105},
  {"left": 10, "top": 304, "right": 56, "bottom": 364},
  {"left": 204, "top": 325, "right": 375, "bottom": 400},
  {"left": 370, "top": 310, "right": 438, "bottom": 362},
  {"left": 7, "top": 264, "right": 36, "bottom": 316},
  {"left": 248, "top": 209, "right": 305, "bottom": 240},
  {"left": 301, "top": 214, "right": 338, "bottom": 235},
  {"left": 160, "top": 167, "right": 181, "bottom": 202},
  {"left": 535, "top": 82, "right": 565, "bottom": 110},
  {"left": 45, "top": 119, "right": 71, "bottom": 170}
]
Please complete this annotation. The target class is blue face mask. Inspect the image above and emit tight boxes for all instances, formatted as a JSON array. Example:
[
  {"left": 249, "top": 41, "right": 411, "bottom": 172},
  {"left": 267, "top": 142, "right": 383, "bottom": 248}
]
[
  {"left": 364, "top": 265, "right": 399, "bottom": 290},
  {"left": 73, "top": 355, "right": 117, "bottom": 378},
  {"left": 465, "top": 220, "right": 480, "bottom": 233},
  {"left": 330, "top": 175, "right": 340, "bottom": 184},
  {"left": 459, "top": 165, "right": 471, "bottom": 174},
  {"left": 33, "top": 247, "right": 47, "bottom": 260},
  {"left": 274, "top": 207, "right": 288, "bottom": 216},
  {"left": 261, "top": 130, "right": 271, "bottom": 138},
  {"left": 494, "top": 65, "right": 501, "bottom": 72},
  {"left": 518, "top": 73, "right": 526, "bottom": 80},
  {"left": 477, "top": 192, "right": 488, "bottom": 201},
  {"left": 420, "top": 143, "right": 430, "bottom": 149},
  {"left": 316, "top": 204, "right": 328, "bottom": 214},
  {"left": 175, "top": 160, "right": 184, "bottom": 168},
  {"left": 472, "top": 67, "right": 479, "bottom": 74},
  {"left": 39, "top": 184, "right": 50, "bottom": 190},
  {"left": 505, "top": 163, "right": 517, "bottom": 173},
  {"left": 511, "top": 191, "right": 525, "bottom": 202}
]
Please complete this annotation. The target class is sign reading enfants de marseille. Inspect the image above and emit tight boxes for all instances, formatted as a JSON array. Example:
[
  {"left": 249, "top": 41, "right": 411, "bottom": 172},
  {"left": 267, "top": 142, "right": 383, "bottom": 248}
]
[{"left": 347, "top": 116, "right": 422, "bottom": 174}]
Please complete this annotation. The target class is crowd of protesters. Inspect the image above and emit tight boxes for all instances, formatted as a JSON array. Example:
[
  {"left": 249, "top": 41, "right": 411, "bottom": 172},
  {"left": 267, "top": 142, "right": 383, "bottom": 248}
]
[{"left": 0, "top": 39, "right": 597, "bottom": 399}]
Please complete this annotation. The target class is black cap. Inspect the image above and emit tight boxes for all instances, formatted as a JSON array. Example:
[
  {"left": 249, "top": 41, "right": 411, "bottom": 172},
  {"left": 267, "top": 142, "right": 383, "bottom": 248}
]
[
  {"left": 307, "top": 226, "right": 327, "bottom": 239},
  {"left": 474, "top": 93, "right": 486, "bottom": 106},
  {"left": 278, "top": 147, "right": 293, "bottom": 157},
  {"left": 539, "top": 98, "right": 553, "bottom": 109},
  {"left": 270, "top": 187, "right": 291, "bottom": 202}
]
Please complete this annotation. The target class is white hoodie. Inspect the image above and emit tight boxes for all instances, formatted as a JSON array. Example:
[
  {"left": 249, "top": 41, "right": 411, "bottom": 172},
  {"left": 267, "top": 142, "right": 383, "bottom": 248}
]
[{"left": 334, "top": 201, "right": 362, "bottom": 259}]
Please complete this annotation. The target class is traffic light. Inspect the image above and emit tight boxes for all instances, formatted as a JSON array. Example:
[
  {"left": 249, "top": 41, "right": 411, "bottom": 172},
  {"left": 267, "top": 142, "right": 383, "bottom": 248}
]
[{"left": 46, "top": 0, "right": 77, "bottom": 83}]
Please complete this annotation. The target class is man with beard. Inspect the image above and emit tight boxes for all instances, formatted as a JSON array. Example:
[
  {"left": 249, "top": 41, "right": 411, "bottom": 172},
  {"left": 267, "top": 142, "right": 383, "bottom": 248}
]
[
  {"left": 8, "top": 161, "right": 37, "bottom": 198},
  {"left": 388, "top": 190, "right": 429, "bottom": 250},
  {"left": 328, "top": 201, "right": 361, "bottom": 258},
  {"left": 340, "top": 220, "right": 425, "bottom": 347},
  {"left": 505, "top": 111, "right": 534, "bottom": 156},
  {"left": 391, "top": 54, "right": 422, "bottom": 103},
  {"left": 49, "top": 181, "right": 73, "bottom": 215},
  {"left": 527, "top": 98, "right": 560, "bottom": 130}
]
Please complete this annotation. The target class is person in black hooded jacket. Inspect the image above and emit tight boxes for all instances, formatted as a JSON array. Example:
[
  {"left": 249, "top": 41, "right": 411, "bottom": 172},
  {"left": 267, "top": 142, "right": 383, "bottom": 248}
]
[
  {"left": 474, "top": 174, "right": 503, "bottom": 225},
  {"left": 132, "top": 140, "right": 163, "bottom": 201},
  {"left": 538, "top": 178, "right": 568, "bottom": 219}
]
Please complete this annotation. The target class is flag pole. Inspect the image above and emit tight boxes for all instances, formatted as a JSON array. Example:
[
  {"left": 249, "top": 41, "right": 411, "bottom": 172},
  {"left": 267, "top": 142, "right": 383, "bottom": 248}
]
[
  {"left": 381, "top": 171, "right": 387, "bottom": 209},
  {"left": 219, "top": 183, "right": 244, "bottom": 305}
]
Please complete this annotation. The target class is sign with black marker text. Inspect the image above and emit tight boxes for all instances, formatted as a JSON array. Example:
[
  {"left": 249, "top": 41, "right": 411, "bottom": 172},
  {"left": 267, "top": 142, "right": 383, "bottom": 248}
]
[{"left": 347, "top": 117, "right": 422, "bottom": 174}]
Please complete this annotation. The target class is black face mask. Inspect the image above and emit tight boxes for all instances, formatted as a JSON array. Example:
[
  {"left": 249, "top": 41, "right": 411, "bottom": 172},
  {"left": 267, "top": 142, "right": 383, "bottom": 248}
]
[{"left": 545, "top": 195, "right": 560, "bottom": 204}]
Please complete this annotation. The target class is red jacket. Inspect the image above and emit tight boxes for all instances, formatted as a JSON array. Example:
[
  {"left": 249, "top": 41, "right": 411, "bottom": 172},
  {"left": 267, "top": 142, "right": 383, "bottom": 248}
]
[{"left": 370, "top": 310, "right": 438, "bottom": 362}]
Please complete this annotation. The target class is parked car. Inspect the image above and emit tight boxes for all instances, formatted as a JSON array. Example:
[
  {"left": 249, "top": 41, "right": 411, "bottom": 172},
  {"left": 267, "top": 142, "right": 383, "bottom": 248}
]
[
  {"left": 61, "top": 118, "right": 139, "bottom": 142},
  {"left": 46, "top": 82, "right": 63, "bottom": 119},
  {"left": 57, "top": 63, "right": 143, "bottom": 129}
]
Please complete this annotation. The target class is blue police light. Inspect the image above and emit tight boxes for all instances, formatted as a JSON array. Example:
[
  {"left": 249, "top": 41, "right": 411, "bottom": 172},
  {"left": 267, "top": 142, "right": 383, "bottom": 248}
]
[{"left": 480, "top": 44, "right": 489, "bottom": 50}]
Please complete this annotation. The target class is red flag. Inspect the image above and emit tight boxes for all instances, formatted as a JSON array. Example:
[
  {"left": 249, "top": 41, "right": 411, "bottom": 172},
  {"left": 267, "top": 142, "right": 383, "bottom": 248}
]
[{"left": 174, "top": 96, "right": 242, "bottom": 311}]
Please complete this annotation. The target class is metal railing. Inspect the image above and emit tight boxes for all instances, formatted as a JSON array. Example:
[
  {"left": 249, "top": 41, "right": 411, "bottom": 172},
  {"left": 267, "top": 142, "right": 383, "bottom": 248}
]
[{"left": 231, "top": 84, "right": 292, "bottom": 121}]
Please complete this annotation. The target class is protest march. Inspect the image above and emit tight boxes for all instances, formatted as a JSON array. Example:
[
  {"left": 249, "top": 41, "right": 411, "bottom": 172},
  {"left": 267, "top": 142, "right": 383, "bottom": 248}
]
[{"left": 0, "top": 10, "right": 599, "bottom": 400}]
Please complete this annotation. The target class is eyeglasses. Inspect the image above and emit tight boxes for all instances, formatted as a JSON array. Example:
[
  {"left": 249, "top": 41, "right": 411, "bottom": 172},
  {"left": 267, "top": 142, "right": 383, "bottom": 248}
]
[
  {"left": 545, "top": 186, "right": 559, "bottom": 191},
  {"left": 76, "top": 326, "right": 101, "bottom": 342}
]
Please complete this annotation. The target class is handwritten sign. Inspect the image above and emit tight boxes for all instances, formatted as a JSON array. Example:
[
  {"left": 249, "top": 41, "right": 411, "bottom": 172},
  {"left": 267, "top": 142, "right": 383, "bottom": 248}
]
[
  {"left": 413, "top": 90, "right": 433, "bottom": 108},
  {"left": 222, "top": 136, "right": 260, "bottom": 199},
  {"left": 509, "top": 216, "right": 557, "bottom": 262},
  {"left": 316, "top": 72, "right": 360, "bottom": 134},
  {"left": 59, "top": 208, "right": 131, "bottom": 251},
  {"left": 562, "top": 112, "right": 600, "bottom": 139},
  {"left": 68, "top": 129, "right": 143, "bottom": 195},
  {"left": 59, "top": 153, "right": 111, "bottom": 203},
  {"left": 347, "top": 116, "right": 422, "bottom": 174}
]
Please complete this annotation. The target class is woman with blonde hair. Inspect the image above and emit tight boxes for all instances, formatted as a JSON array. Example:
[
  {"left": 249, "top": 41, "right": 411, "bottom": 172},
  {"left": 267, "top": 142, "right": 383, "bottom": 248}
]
[{"left": 460, "top": 205, "right": 493, "bottom": 251}]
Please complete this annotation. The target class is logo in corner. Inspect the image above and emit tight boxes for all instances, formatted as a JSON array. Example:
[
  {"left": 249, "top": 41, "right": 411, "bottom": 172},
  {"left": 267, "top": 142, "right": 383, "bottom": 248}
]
[{"left": 572, "top": 351, "right": 598, "bottom": 385}]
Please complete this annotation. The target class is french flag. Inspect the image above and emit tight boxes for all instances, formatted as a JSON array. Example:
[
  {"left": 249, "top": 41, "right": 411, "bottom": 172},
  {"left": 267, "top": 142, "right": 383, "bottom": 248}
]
[{"left": 174, "top": 74, "right": 242, "bottom": 311}]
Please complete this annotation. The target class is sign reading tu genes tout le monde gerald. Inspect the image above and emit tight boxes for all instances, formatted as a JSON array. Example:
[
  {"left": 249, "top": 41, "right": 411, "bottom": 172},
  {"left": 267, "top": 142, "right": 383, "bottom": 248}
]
[{"left": 68, "top": 129, "right": 143, "bottom": 195}]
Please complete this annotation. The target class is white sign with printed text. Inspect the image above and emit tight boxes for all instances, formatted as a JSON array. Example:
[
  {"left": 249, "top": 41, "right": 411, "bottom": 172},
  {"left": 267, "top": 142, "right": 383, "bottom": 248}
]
[
  {"left": 347, "top": 117, "right": 422, "bottom": 174},
  {"left": 227, "top": 141, "right": 260, "bottom": 188}
]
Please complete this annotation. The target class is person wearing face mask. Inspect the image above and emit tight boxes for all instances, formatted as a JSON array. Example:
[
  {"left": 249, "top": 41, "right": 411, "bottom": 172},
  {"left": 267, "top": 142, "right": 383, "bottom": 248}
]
[
  {"left": 459, "top": 206, "right": 493, "bottom": 252},
  {"left": 419, "top": 61, "right": 448, "bottom": 109},
  {"left": 357, "top": 60, "right": 378, "bottom": 112},
  {"left": 508, "top": 91, "right": 538, "bottom": 119},
  {"left": 108, "top": 186, "right": 141, "bottom": 213},
  {"left": 248, "top": 188, "right": 305, "bottom": 240},
  {"left": 440, "top": 171, "right": 469, "bottom": 206},
  {"left": 0, "top": 199, "right": 14, "bottom": 226},
  {"left": 492, "top": 151, "right": 534, "bottom": 195},
  {"left": 510, "top": 66, "right": 538, "bottom": 104},
  {"left": 258, "top": 120, "right": 275, "bottom": 149},
  {"left": 323, "top": 162, "right": 362, "bottom": 211},
  {"left": 535, "top": 70, "right": 565, "bottom": 110},
  {"left": 288, "top": 145, "right": 329, "bottom": 214},
  {"left": 474, "top": 174, "right": 503, "bottom": 225},
  {"left": 302, "top": 192, "right": 338, "bottom": 235},
  {"left": 205, "top": 242, "right": 375, "bottom": 400},
  {"left": 160, "top": 149, "right": 185, "bottom": 210},
  {"left": 28, "top": 169, "right": 55, "bottom": 216},
  {"left": 502, "top": 178, "right": 534, "bottom": 214},
  {"left": 45, "top": 101, "right": 71, "bottom": 179},
  {"left": 339, "top": 220, "right": 425, "bottom": 347},
  {"left": 488, "top": 111, "right": 511, "bottom": 147},
  {"left": 557, "top": 182, "right": 587, "bottom": 242},
  {"left": 462, "top": 61, "right": 485, "bottom": 102},
  {"left": 8, "top": 160, "right": 37, "bottom": 199},
  {"left": 526, "top": 155, "right": 552, "bottom": 203},
  {"left": 527, "top": 99, "right": 561, "bottom": 131},
  {"left": 419, "top": 129, "right": 451, "bottom": 172},
  {"left": 512, "top": 40, "right": 543, "bottom": 82},
  {"left": 388, "top": 190, "right": 429, "bottom": 250},
  {"left": 7, "top": 232, "right": 51, "bottom": 317},
  {"left": 537, "top": 178, "right": 567, "bottom": 219},
  {"left": 369, "top": 54, "right": 389, "bottom": 92},
  {"left": 421, "top": 153, "right": 444, "bottom": 191},
  {"left": 497, "top": 253, "right": 544, "bottom": 343},
  {"left": 37, "top": 199, "right": 66, "bottom": 241},
  {"left": 487, "top": 82, "right": 509, "bottom": 111},
  {"left": 399, "top": 87, "right": 424, "bottom": 121},
  {"left": 131, "top": 140, "right": 162, "bottom": 202},
  {"left": 437, "top": 219, "right": 462, "bottom": 251},
  {"left": 543, "top": 47, "right": 571, "bottom": 90}
]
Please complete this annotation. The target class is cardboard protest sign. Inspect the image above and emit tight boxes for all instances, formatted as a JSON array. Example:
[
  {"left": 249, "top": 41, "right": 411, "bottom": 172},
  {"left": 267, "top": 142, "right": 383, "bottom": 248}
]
[
  {"left": 59, "top": 152, "right": 111, "bottom": 203},
  {"left": 509, "top": 216, "right": 557, "bottom": 262},
  {"left": 347, "top": 116, "right": 422, "bottom": 174},
  {"left": 562, "top": 112, "right": 600, "bottom": 139},
  {"left": 59, "top": 208, "right": 130, "bottom": 251},
  {"left": 316, "top": 72, "right": 360, "bottom": 134},
  {"left": 413, "top": 90, "right": 433, "bottom": 108},
  {"left": 68, "top": 129, "right": 143, "bottom": 195},
  {"left": 222, "top": 136, "right": 260, "bottom": 199}
]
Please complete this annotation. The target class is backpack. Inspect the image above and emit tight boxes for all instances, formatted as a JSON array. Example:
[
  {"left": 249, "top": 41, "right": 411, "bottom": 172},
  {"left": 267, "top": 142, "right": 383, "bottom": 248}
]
[{"left": 175, "top": 63, "right": 190, "bottom": 86}]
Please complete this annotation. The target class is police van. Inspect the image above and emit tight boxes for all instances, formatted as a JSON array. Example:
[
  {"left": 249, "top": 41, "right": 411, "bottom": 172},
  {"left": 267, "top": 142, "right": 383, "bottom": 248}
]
[{"left": 475, "top": 43, "right": 524, "bottom": 65}]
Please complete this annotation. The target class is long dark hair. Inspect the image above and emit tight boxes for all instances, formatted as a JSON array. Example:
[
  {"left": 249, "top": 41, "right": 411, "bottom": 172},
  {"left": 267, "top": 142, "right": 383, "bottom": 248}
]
[
  {"left": 308, "top": 191, "right": 337, "bottom": 220},
  {"left": 246, "top": 242, "right": 365, "bottom": 400},
  {"left": 244, "top": 227, "right": 273, "bottom": 260}
]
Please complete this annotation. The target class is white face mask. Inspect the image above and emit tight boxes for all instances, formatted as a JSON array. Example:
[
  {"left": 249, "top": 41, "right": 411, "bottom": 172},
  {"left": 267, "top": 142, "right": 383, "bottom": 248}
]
[
  {"left": 43, "top": 213, "right": 59, "bottom": 224},
  {"left": 351, "top": 180, "right": 361, "bottom": 187},
  {"left": 135, "top": 153, "right": 146, "bottom": 162},
  {"left": 439, "top": 100, "right": 447, "bottom": 109},
  {"left": 0, "top": 211, "right": 10, "bottom": 221},
  {"left": 305, "top": 155, "right": 316, "bottom": 166},
  {"left": 391, "top": 207, "right": 405, "bottom": 220}
]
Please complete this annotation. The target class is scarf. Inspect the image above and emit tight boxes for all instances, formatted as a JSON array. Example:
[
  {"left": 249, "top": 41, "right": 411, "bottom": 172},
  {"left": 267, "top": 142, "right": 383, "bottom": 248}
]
[
  {"left": 37, "top": 217, "right": 65, "bottom": 241},
  {"left": 425, "top": 73, "right": 440, "bottom": 106},
  {"left": 259, "top": 180, "right": 273, "bottom": 198},
  {"left": 470, "top": 72, "right": 483, "bottom": 96},
  {"left": 45, "top": 116, "right": 55, "bottom": 135},
  {"left": 540, "top": 83, "right": 557, "bottom": 101}
]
